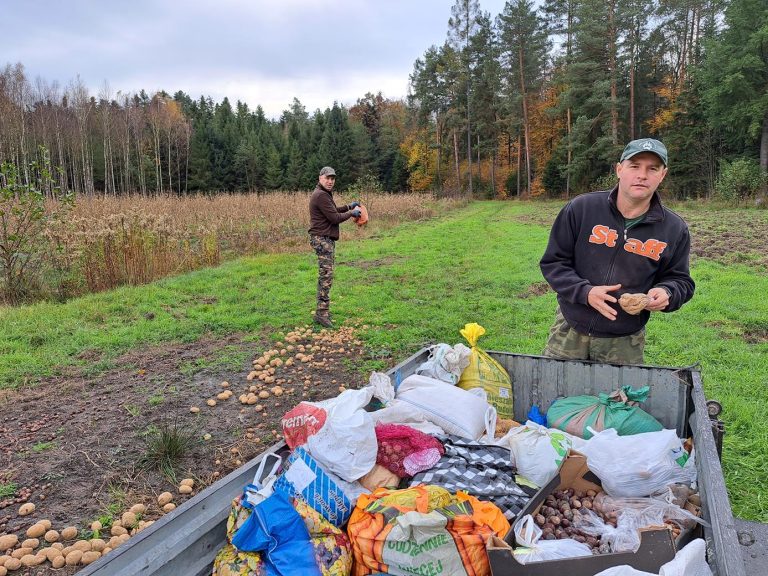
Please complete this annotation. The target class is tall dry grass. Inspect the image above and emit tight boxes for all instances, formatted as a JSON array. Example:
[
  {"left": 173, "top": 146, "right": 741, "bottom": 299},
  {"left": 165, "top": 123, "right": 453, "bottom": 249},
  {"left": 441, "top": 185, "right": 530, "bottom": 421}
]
[{"left": 39, "top": 191, "right": 463, "bottom": 300}]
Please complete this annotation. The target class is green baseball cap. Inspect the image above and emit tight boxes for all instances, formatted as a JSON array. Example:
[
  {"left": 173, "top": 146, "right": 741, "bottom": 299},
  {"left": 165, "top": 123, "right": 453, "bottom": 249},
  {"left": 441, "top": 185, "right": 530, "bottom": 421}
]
[
  {"left": 319, "top": 166, "right": 336, "bottom": 177},
  {"left": 620, "top": 138, "right": 668, "bottom": 166}
]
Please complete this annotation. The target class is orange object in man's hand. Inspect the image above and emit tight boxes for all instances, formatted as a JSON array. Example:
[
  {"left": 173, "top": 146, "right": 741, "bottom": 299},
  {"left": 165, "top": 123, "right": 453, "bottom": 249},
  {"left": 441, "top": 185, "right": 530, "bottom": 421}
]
[{"left": 354, "top": 205, "right": 369, "bottom": 226}]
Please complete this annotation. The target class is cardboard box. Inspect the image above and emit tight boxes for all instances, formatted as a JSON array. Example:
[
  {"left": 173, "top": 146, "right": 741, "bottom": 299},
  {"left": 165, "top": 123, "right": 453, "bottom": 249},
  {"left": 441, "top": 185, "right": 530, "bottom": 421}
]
[{"left": 487, "top": 453, "right": 681, "bottom": 576}]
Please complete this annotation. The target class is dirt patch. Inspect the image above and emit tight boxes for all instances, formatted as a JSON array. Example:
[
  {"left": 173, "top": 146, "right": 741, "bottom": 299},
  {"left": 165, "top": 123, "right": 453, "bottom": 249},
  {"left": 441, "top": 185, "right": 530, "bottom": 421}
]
[
  {"left": 676, "top": 208, "right": 768, "bottom": 270},
  {"left": 742, "top": 326, "right": 768, "bottom": 344},
  {"left": 0, "top": 324, "right": 375, "bottom": 574},
  {"left": 346, "top": 256, "right": 402, "bottom": 270},
  {"left": 519, "top": 281, "right": 551, "bottom": 298}
]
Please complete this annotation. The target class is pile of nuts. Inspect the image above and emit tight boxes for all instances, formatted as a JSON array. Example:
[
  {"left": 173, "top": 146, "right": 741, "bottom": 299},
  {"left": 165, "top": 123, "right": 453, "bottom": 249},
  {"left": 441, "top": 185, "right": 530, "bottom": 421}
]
[{"left": 533, "top": 487, "right": 613, "bottom": 554}]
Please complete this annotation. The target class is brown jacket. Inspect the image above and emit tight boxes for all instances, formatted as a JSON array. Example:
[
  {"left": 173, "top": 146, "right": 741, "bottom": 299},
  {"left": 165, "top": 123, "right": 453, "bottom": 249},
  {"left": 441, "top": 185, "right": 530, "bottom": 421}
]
[{"left": 308, "top": 184, "right": 355, "bottom": 240}]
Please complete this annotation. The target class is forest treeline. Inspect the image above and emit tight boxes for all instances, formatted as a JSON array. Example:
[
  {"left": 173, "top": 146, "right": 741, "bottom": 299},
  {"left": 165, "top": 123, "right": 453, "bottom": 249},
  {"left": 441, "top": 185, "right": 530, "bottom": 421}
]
[{"left": 1, "top": 0, "right": 766, "bottom": 200}]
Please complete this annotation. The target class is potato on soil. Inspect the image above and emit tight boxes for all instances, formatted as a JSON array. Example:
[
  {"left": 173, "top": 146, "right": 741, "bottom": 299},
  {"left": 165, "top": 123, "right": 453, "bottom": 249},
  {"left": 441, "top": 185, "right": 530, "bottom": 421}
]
[
  {"left": 90, "top": 538, "right": 106, "bottom": 552},
  {"left": 0, "top": 567, "right": 6, "bottom": 576},
  {"left": 65, "top": 549, "right": 83, "bottom": 565},
  {"left": 20, "top": 554, "right": 44, "bottom": 567},
  {"left": 73, "top": 540, "right": 92, "bottom": 552},
  {"left": 157, "top": 491, "right": 173, "bottom": 506},
  {"left": 11, "top": 548, "right": 33, "bottom": 559},
  {"left": 0, "top": 554, "right": 9, "bottom": 566},
  {"left": 163, "top": 503, "right": 176, "bottom": 513},
  {"left": 121, "top": 511, "right": 137, "bottom": 527},
  {"left": 61, "top": 526, "right": 78, "bottom": 541},
  {"left": 44, "top": 530, "right": 59, "bottom": 543},
  {"left": 180, "top": 478, "right": 195, "bottom": 488},
  {"left": 130, "top": 503, "right": 146, "bottom": 515},
  {"left": 81, "top": 550, "right": 101, "bottom": 564},
  {"left": 111, "top": 525, "right": 128, "bottom": 536},
  {"left": 17, "top": 503, "right": 35, "bottom": 516},
  {"left": 3, "top": 558, "right": 20, "bottom": 571},
  {"left": 0, "top": 534, "right": 19, "bottom": 552},
  {"left": 25, "top": 524, "right": 45, "bottom": 538},
  {"left": 21, "top": 538, "right": 39, "bottom": 549},
  {"left": 179, "top": 485, "right": 193, "bottom": 494},
  {"left": 52, "top": 555, "right": 66, "bottom": 568}
]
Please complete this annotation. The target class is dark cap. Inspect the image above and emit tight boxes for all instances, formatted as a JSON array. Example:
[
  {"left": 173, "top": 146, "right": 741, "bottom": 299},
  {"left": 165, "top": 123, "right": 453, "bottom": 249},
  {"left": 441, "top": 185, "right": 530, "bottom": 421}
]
[
  {"left": 319, "top": 166, "right": 336, "bottom": 177},
  {"left": 620, "top": 138, "right": 668, "bottom": 166}
]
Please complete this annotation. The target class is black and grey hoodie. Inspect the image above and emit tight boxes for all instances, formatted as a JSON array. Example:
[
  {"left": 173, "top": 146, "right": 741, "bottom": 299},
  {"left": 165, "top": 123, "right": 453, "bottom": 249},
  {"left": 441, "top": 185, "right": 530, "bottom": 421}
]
[{"left": 540, "top": 186, "right": 695, "bottom": 338}]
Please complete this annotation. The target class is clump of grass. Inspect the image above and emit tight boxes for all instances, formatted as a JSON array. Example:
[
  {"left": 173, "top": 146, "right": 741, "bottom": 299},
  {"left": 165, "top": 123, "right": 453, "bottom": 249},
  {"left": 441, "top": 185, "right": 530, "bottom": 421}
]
[
  {"left": 139, "top": 420, "right": 197, "bottom": 482},
  {"left": 0, "top": 482, "right": 17, "bottom": 498}
]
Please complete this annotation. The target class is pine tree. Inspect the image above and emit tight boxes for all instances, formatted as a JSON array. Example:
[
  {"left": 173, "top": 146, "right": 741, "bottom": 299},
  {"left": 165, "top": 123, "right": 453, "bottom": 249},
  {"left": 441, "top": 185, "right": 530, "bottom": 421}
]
[{"left": 700, "top": 0, "right": 768, "bottom": 186}]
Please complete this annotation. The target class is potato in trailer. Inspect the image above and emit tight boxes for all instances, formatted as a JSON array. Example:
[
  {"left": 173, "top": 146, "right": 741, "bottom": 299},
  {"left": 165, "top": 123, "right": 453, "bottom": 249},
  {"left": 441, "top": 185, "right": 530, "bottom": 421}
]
[{"left": 78, "top": 349, "right": 764, "bottom": 576}]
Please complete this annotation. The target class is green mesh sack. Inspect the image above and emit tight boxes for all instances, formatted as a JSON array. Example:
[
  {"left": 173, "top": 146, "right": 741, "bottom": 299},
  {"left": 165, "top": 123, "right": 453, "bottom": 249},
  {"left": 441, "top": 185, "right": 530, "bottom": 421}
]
[{"left": 547, "top": 385, "right": 663, "bottom": 440}]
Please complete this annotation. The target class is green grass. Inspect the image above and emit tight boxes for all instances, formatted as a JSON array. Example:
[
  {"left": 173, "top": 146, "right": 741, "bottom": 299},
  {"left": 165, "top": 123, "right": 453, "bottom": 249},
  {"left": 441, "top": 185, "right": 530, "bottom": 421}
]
[
  {"left": 0, "top": 200, "right": 766, "bottom": 521},
  {"left": 0, "top": 482, "right": 17, "bottom": 498},
  {"left": 32, "top": 441, "right": 55, "bottom": 452}
]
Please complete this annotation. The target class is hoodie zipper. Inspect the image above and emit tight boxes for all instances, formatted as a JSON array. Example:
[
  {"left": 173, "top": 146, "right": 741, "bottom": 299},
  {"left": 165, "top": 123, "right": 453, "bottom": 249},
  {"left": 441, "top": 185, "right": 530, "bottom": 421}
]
[{"left": 587, "top": 219, "right": 626, "bottom": 336}]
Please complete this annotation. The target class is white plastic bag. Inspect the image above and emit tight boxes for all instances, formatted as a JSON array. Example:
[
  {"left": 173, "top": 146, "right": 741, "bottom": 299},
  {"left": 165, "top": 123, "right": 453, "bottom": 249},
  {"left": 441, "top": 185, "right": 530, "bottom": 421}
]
[
  {"left": 512, "top": 514, "right": 593, "bottom": 564},
  {"left": 396, "top": 374, "right": 496, "bottom": 439},
  {"left": 495, "top": 421, "right": 572, "bottom": 487},
  {"left": 581, "top": 428, "right": 697, "bottom": 497},
  {"left": 369, "top": 371, "right": 446, "bottom": 435},
  {"left": 415, "top": 343, "right": 471, "bottom": 384},
  {"left": 280, "top": 387, "right": 377, "bottom": 482},
  {"left": 593, "top": 539, "right": 712, "bottom": 576}
]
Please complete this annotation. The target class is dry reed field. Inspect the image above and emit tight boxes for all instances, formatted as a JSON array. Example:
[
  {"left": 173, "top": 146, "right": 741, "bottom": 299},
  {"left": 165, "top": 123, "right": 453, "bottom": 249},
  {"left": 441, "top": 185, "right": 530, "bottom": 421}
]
[{"left": 37, "top": 191, "right": 462, "bottom": 300}]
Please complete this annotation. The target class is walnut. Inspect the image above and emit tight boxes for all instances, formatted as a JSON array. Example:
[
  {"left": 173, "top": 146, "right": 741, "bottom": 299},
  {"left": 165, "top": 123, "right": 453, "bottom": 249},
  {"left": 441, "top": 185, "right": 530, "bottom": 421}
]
[{"left": 619, "top": 293, "right": 649, "bottom": 315}]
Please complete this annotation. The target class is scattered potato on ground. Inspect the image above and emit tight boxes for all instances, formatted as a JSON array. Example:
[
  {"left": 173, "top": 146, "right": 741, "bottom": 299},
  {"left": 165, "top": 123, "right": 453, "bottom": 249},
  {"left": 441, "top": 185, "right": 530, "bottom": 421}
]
[
  {"left": 61, "top": 526, "right": 78, "bottom": 541},
  {"left": 12, "top": 548, "right": 33, "bottom": 559},
  {"left": 121, "top": 511, "right": 137, "bottom": 527},
  {"left": 157, "top": 492, "right": 173, "bottom": 506},
  {"left": 73, "top": 540, "right": 92, "bottom": 552},
  {"left": 25, "top": 524, "right": 45, "bottom": 538},
  {"left": 0, "top": 535, "right": 18, "bottom": 550},
  {"left": 65, "top": 549, "right": 83, "bottom": 565},
  {"left": 81, "top": 550, "right": 101, "bottom": 564},
  {"left": 17, "top": 502, "right": 35, "bottom": 516}
]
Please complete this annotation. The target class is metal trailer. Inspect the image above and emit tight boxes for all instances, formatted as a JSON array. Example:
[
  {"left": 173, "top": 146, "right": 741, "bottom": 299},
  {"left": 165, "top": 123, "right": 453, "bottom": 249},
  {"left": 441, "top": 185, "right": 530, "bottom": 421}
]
[{"left": 80, "top": 349, "right": 766, "bottom": 576}]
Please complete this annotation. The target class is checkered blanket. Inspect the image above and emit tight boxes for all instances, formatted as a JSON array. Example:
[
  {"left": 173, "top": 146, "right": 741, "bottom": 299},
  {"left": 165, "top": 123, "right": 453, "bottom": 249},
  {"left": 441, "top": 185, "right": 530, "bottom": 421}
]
[{"left": 408, "top": 435, "right": 537, "bottom": 521}]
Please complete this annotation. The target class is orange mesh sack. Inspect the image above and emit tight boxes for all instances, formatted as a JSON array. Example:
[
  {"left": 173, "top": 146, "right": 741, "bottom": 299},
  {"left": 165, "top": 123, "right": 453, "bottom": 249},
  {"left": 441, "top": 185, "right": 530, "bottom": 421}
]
[
  {"left": 354, "top": 204, "right": 369, "bottom": 226},
  {"left": 347, "top": 485, "right": 508, "bottom": 576},
  {"left": 457, "top": 322, "right": 513, "bottom": 420}
]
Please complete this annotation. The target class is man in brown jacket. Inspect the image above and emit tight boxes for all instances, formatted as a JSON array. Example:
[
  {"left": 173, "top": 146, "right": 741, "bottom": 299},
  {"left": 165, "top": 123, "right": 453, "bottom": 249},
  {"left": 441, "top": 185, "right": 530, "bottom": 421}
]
[{"left": 308, "top": 166, "right": 360, "bottom": 328}]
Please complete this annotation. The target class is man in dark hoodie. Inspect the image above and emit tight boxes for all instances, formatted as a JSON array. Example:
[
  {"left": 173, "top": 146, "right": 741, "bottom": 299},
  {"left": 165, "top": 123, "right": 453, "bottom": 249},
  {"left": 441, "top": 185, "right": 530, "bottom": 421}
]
[
  {"left": 539, "top": 139, "right": 694, "bottom": 364},
  {"left": 308, "top": 166, "right": 361, "bottom": 328}
]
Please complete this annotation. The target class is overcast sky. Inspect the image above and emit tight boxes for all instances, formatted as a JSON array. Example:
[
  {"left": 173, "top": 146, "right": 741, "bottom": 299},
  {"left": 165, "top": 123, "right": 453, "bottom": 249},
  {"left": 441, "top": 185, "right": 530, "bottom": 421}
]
[{"left": 3, "top": 0, "right": 511, "bottom": 118}]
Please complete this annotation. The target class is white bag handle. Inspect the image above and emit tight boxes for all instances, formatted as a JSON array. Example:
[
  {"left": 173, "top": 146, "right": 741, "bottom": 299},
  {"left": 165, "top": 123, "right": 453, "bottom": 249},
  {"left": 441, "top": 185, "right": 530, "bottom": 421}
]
[
  {"left": 484, "top": 406, "right": 498, "bottom": 440},
  {"left": 252, "top": 452, "right": 282, "bottom": 487}
]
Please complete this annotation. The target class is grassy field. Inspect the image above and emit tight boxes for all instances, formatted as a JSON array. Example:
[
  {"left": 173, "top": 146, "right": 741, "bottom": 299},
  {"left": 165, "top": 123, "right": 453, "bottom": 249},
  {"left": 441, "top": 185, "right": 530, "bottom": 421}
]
[{"left": 1, "top": 200, "right": 766, "bottom": 521}]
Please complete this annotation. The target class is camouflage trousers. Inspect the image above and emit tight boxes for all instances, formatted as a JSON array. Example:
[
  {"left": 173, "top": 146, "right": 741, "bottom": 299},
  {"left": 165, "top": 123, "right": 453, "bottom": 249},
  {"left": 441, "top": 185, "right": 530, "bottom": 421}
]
[
  {"left": 543, "top": 306, "right": 646, "bottom": 365},
  {"left": 309, "top": 235, "right": 335, "bottom": 314}
]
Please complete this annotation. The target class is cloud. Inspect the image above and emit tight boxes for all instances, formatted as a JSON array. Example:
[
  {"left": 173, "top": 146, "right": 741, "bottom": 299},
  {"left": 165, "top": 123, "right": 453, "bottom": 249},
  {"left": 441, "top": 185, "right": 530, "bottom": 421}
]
[{"left": 2, "top": 0, "right": 510, "bottom": 118}]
